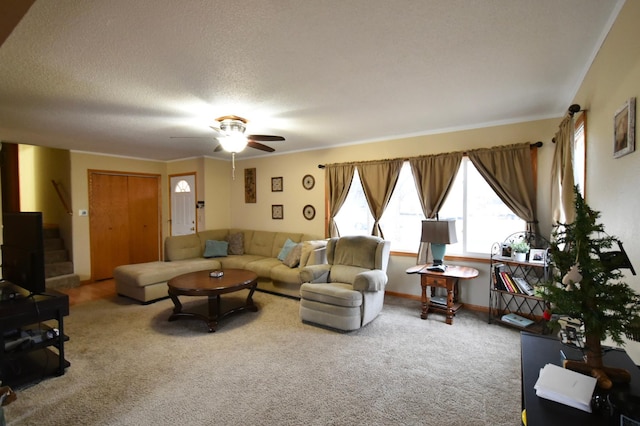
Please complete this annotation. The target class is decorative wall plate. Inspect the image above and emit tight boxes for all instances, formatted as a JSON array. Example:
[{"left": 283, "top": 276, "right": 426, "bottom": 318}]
[
  {"left": 302, "top": 174, "right": 315, "bottom": 190},
  {"left": 303, "top": 204, "right": 316, "bottom": 220}
]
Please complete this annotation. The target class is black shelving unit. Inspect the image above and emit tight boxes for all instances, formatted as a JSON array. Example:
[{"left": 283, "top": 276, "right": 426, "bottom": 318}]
[
  {"left": 488, "top": 232, "right": 550, "bottom": 334},
  {"left": 0, "top": 285, "right": 70, "bottom": 388}
]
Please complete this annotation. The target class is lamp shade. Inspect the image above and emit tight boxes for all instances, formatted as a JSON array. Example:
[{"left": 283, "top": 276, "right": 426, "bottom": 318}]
[
  {"left": 420, "top": 220, "right": 458, "bottom": 245},
  {"left": 219, "top": 133, "right": 248, "bottom": 153}
]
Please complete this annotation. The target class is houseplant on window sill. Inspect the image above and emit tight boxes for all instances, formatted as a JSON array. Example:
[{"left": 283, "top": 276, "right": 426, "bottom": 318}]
[{"left": 541, "top": 186, "right": 640, "bottom": 389}]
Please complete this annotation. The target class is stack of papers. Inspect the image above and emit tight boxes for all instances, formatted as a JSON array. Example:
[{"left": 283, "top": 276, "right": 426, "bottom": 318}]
[{"left": 534, "top": 364, "right": 597, "bottom": 413}]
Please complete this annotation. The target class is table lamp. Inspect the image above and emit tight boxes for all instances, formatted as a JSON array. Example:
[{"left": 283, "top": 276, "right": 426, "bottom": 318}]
[{"left": 421, "top": 219, "right": 458, "bottom": 272}]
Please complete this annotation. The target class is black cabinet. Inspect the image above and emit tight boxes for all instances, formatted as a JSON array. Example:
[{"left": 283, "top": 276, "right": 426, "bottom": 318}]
[
  {"left": 0, "top": 284, "right": 70, "bottom": 388},
  {"left": 489, "top": 232, "right": 549, "bottom": 334}
]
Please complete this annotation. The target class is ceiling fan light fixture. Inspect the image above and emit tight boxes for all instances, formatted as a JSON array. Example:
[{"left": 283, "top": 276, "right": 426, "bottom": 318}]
[{"left": 219, "top": 132, "right": 247, "bottom": 153}]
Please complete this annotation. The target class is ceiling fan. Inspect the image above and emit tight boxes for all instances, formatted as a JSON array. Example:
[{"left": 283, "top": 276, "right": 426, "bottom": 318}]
[
  {"left": 172, "top": 115, "right": 285, "bottom": 178},
  {"left": 210, "top": 115, "right": 285, "bottom": 154}
]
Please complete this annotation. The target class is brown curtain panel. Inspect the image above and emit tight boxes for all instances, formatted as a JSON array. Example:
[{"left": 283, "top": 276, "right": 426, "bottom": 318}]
[
  {"left": 409, "top": 152, "right": 462, "bottom": 264},
  {"left": 357, "top": 159, "right": 403, "bottom": 238},
  {"left": 468, "top": 143, "right": 539, "bottom": 235},
  {"left": 409, "top": 152, "right": 463, "bottom": 219},
  {"left": 550, "top": 113, "right": 576, "bottom": 226},
  {"left": 326, "top": 164, "right": 356, "bottom": 237}
]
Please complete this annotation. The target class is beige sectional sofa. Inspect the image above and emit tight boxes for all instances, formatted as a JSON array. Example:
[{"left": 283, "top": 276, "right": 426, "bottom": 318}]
[{"left": 114, "top": 229, "right": 327, "bottom": 303}]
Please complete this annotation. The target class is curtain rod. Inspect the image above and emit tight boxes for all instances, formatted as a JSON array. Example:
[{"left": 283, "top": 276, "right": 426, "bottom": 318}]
[
  {"left": 567, "top": 104, "right": 582, "bottom": 116},
  {"left": 317, "top": 141, "right": 543, "bottom": 169}
]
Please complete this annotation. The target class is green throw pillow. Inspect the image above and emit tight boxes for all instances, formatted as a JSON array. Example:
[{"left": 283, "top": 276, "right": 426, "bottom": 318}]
[
  {"left": 277, "top": 238, "right": 297, "bottom": 261},
  {"left": 203, "top": 240, "right": 228, "bottom": 258}
]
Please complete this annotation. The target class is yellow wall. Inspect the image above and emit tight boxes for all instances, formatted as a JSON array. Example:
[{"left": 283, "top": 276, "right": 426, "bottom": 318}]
[
  {"left": 18, "top": 144, "right": 72, "bottom": 254},
  {"left": 202, "top": 157, "right": 232, "bottom": 229},
  {"left": 572, "top": 0, "right": 640, "bottom": 360}
]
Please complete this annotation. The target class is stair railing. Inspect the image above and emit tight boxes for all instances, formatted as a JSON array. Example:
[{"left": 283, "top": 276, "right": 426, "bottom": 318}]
[{"left": 51, "top": 180, "right": 73, "bottom": 216}]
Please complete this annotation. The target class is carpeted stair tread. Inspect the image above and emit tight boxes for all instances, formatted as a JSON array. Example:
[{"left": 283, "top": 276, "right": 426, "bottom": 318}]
[
  {"left": 43, "top": 238, "right": 64, "bottom": 251},
  {"left": 45, "top": 249, "right": 69, "bottom": 264},
  {"left": 45, "top": 273, "right": 81, "bottom": 289},
  {"left": 45, "top": 261, "right": 74, "bottom": 278}
]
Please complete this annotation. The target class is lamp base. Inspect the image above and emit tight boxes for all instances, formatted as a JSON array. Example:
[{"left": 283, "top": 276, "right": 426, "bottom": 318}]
[
  {"left": 426, "top": 264, "right": 447, "bottom": 273},
  {"left": 429, "top": 243, "right": 447, "bottom": 271}
]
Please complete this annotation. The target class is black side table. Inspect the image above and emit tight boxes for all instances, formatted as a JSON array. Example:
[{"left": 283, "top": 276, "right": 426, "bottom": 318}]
[{"left": 521, "top": 332, "right": 640, "bottom": 425}]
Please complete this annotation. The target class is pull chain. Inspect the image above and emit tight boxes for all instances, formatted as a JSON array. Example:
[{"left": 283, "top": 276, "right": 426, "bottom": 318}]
[{"left": 232, "top": 152, "right": 236, "bottom": 180}]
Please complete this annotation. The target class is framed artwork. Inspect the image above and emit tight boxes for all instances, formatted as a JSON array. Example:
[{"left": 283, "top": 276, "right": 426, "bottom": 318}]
[
  {"left": 529, "top": 248, "right": 546, "bottom": 264},
  {"left": 500, "top": 243, "right": 512, "bottom": 258},
  {"left": 271, "top": 176, "right": 283, "bottom": 192},
  {"left": 244, "top": 168, "right": 256, "bottom": 203},
  {"left": 272, "top": 204, "right": 283, "bottom": 219},
  {"left": 614, "top": 97, "right": 636, "bottom": 158}
]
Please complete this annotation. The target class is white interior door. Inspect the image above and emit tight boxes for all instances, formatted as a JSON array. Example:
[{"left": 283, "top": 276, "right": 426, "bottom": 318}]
[{"left": 170, "top": 174, "right": 196, "bottom": 236}]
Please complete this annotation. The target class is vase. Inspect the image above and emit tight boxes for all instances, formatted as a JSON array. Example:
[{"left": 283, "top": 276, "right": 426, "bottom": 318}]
[{"left": 513, "top": 252, "right": 527, "bottom": 262}]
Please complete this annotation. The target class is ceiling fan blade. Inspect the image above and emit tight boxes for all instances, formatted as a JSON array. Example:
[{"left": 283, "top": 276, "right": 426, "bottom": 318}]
[
  {"left": 248, "top": 141, "right": 275, "bottom": 152},
  {"left": 214, "top": 144, "right": 223, "bottom": 152},
  {"left": 247, "top": 134, "right": 285, "bottom": 142}
]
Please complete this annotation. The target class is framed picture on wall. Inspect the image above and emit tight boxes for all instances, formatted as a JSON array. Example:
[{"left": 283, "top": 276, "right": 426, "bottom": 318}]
[
  {"left": 614, "top": 97, "right": 636, "bottom": 158},
  {"left": 272, "top": 204, "right": 283, "bottom": 219},
  {"left": 244, "top": 168, "right": 256, "bottom": 203},
  {"left": 271, "top": 177, "right": 283, "bottom": 192}
]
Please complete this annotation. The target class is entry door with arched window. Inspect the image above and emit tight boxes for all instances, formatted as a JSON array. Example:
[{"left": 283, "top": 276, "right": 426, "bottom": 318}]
[{"left": 170, "top": 174, "right": 196, "bottom": 236}]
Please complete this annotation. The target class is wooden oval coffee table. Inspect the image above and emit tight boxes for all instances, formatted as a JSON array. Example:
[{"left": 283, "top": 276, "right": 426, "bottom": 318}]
[{"left": 167, "top": 269, "right": 258, "bottom": 332}]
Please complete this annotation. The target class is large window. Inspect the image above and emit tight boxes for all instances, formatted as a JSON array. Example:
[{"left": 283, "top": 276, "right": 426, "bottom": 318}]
[
  {"left": 334, "top": 159, "right": 526, "bottom": 256},
  {"left": 439, "top": 158, "right": 525, "bottom": 255}
]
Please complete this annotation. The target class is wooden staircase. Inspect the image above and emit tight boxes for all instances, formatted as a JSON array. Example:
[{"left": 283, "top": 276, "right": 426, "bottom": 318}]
[{"left": 43, "top": 226, "right": 80, "bottom": 289}]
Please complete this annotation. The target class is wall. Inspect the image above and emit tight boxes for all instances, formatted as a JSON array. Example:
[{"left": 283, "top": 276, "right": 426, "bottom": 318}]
[
  {"left": 202, "top": 157, "right": 232, "bottom": 229},
  {"left": 70, "top": 152, "right": 167, "bottom": 281},
  {"left": 231, "top": 118, "right": 560, "bottom": 308},
  {"left": 18, "top": 144, "right": 73, "bottom": 253},
  {"left": 572, "top": 0, "right": 640, "bottom": 360}
]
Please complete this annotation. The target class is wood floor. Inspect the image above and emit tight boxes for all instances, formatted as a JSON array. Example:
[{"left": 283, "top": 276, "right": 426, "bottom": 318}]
[{"left": 57, "top": 279, "right": 117, "bottom": 306}]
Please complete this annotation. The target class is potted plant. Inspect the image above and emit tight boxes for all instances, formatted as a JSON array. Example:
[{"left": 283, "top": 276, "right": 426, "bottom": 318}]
[
  {"left": 510, "top": 240, "right": 530, "bottom": 262},
  {"left": 541, "top": 186, "right": 640, "bottom": 389}
]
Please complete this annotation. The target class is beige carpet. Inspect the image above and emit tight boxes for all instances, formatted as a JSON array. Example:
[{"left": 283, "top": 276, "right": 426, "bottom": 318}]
[{"left": 5, "top": 291, "right": 522, "bottom": 425}]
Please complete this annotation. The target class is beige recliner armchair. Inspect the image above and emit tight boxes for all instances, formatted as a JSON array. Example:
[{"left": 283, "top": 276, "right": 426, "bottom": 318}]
[{"left": 299, "top": 235, "right": 391, "bottom": 331}]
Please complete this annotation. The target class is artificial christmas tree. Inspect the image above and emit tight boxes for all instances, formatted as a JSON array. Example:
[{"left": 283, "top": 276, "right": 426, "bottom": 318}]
[{"left": 543, "top": 186, "right": 639, "bottom": 389}]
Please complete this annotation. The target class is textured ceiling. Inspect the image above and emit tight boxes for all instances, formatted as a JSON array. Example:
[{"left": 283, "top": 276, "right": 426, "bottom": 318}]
[{"left": 0, "top": 0, "right": 624, "bottom": 161}]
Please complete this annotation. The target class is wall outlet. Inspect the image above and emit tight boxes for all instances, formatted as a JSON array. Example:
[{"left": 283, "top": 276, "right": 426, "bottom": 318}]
[{"left": 79, "top": 209, "right": 88, "bottom": 216}]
